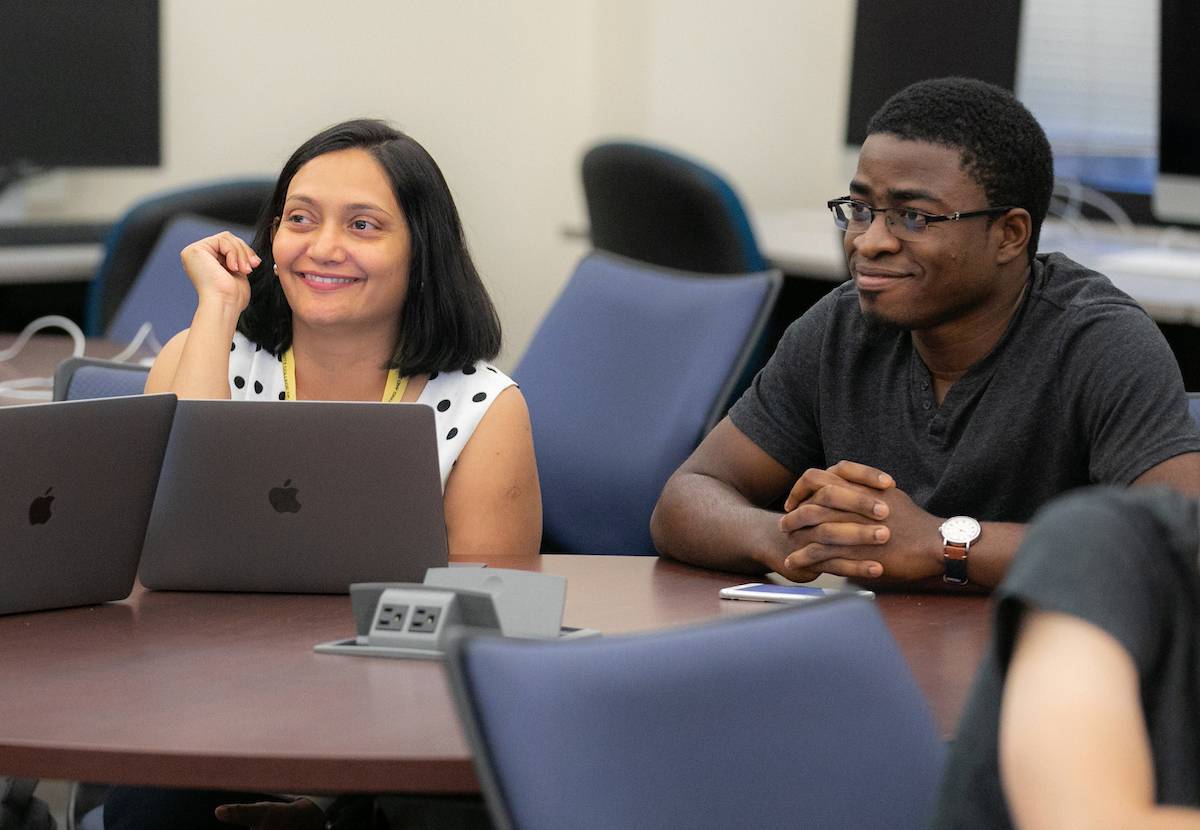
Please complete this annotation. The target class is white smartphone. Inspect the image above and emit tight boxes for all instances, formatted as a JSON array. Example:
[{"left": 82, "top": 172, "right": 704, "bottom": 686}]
[{"left": 719, "top": 582, "right": 875, "bottom": 603}]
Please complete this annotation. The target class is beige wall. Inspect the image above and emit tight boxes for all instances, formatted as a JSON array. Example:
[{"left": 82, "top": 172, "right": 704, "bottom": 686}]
[{"left": 22, "top": 0, "right": 855, "bottom": 368}]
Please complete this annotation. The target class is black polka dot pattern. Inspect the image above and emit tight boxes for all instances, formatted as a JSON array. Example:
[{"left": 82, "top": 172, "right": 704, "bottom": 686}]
[
  {"left": 234, "top": 376, "right": 246, "bottom": 389},
  {"left": 463, "top": 365, "right": 476, "bottom": 375},
  {"left": 437, "top": 399, "right": 451, "bottom": 412},
  {"left": 254, "top": 381, "right": 263, "bottom": 395},
  {"left": 278, "top": 392, "right": 286, "bottom": 401},
  {"left": 429, "top": 372, "right": 439, "bottom": 381},
  {"left": 446, "top": 428, "right": 458, "bottom": 440},
  {"left": 472, "top": 392, "right": 487, "bottom": 403},
  {"left": 230, "top": 341, "right": 236, "bottom": 352}
]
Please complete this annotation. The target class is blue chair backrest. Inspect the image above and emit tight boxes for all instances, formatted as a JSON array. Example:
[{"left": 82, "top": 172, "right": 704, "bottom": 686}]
[
  {"left": 583, "top": 141, "right": 766, "bottom": 275},
  {"left": 52, "top": 357, "right": 150, "bottom": 401},
  {"left": 447, "top": 597, "right": 946, "bottom": 830},
  {"left": 514, "top": 253, "right": 780, "bottom": 554},
  {"left": 106, "top": 214, "right": 253, "bottom": 344},
  {"left": 86, "top": 178, "right": 271, "bottom": 335},
  {"left": 1189, "top": 393, "right": 1200, "bottom": 427}
]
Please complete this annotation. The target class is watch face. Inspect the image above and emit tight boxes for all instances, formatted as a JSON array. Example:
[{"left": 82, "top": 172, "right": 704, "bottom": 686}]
[{"left": 941, "top": 515, "right": 981, "bottom": 544}]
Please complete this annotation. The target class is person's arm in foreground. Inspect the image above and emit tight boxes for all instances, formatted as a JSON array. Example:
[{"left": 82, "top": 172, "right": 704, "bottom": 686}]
[
  {"left": 1000, "top": 609, "right": 1200, "bottom": 830},
  {"left": 145, "top": 232, "right": 259, "bottom": 398}
]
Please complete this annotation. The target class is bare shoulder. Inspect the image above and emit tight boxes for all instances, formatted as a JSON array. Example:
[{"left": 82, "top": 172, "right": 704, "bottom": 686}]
[
  {"left": 464, "top": 385, "right": 532, "bottom": 448},
  {"left": 144, "top": 328, "right": 190, "bottom": 393}
]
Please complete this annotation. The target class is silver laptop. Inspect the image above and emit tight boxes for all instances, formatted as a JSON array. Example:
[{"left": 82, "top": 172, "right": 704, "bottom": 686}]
[
  {"left": 138, "top": 399, "right": 449, "bottom": 593},
  {"left": 0, "top": 394, "right": 177, "bottom": 615}
]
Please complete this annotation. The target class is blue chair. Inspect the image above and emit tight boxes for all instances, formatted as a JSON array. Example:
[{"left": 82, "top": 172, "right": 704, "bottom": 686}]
[
  {"left": 446, "top": 596, "right": 946, "bottom": 830},
  {"left": 105, "top": 214, "right": 253, "bottom": 345},
  {"left": 514, "top": 252, "right": 780, "bottom": 554},
  {"left": 86, "top": 179, "right": 271, "bottom": 336},
  {"left": 52, "top": 357, "right": 150, "bottom": 401},
  {"left": 1188, "top": 392, "right": 1200, "bottom": 427},
  {"left": 582, "top": 141, "right": 766, "bottom": 275}
]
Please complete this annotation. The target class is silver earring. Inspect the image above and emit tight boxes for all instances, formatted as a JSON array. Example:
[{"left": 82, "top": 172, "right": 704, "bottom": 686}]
[{"left": 272, "top": 263, "right": 278, "bottom": 274}]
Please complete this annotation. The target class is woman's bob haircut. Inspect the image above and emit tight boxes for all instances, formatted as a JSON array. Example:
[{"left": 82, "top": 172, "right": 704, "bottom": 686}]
[{"left": 237, "top": 118, "right": 501, "bottom": 374}]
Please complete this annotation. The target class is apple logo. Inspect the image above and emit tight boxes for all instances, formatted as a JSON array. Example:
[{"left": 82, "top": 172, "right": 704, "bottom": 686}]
[
  {"left": 268, "top": 479, "right": 301, "bottom": 514},
  {"left": 29, "top": 487, "right": 54, "bottom": 525}
]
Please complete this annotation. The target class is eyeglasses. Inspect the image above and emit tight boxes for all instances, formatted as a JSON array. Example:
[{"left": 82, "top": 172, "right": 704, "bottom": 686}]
[{"left": 827, "top": 198, "right": 1014, "bottom": 242}]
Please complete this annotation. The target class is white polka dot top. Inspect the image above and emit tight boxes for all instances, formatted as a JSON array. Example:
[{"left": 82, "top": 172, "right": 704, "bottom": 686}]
[{"left": 226, "top": 331, "right": 516, "bottom": 488}]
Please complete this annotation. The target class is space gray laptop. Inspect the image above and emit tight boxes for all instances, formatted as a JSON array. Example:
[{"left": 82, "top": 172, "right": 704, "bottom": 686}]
[
  {"left": 138, "top": 399, "right": 449, "bottom": 593},
  {"left": 0, "top": 393, "right": 177, "bottom": 615}
]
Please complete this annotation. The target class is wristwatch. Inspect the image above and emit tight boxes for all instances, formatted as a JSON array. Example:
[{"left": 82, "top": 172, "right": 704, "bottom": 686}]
[{"left": 940, "top": 516, "right": 981, "bottom": 585}]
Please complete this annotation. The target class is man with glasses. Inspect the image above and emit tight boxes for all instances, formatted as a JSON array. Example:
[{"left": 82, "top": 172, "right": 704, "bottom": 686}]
[{"left": 652, "top": 77, "right": 1200, "bottom": 590}]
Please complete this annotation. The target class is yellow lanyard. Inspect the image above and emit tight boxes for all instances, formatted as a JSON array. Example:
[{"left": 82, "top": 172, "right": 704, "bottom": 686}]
[{"left": 281, "top": 347, "right": 408, "bottom": 402}]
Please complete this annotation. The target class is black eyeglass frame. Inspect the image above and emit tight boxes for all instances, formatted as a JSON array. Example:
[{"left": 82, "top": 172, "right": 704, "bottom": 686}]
[{"left": 826, "top": 198, "right": 1016, "bottom": 236}]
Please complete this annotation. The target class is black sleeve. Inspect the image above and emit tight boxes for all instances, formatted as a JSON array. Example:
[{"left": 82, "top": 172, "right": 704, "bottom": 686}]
[
  {"left": 1058, "top": 300, "right": 1200, "bottom": 485},
  {"left": 727, "top": 290, "right": 836, "bottom": 476},
  {"left": 993, "top": 487, "right": 1200, "bottom": 679}
]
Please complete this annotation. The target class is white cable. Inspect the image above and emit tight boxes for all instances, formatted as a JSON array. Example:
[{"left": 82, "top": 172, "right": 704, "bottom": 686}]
[
  {"left": 0, "top": 316, "right": 164, "bottom": 402},
  {"left": 0, "top": 308, "right": 168, "bottom": 399},
  {"left": 0, "top": 376, "right": 52, "bottom": 401},
  {"left": 0, "top": 315, "right": 86, "bottom": 363},
  {"left": 0, "top": 315, "right": 88, "bottom": 401},
  {"left": 1048, "top": 178, "right": 1136, "bottom": 234},
  {"left": 109, "top": 322, "right": 163, "bottom": 363}
]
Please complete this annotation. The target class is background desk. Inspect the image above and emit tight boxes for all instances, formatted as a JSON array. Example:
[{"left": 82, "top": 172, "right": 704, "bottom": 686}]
[{"left": 0, "top": 555, "right": 990, "bottom": 794}]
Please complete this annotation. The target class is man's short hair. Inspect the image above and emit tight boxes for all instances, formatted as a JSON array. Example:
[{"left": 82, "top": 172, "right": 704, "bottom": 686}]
[{"left": 866, "top": 77, "right": 1054, "bottom": 262}]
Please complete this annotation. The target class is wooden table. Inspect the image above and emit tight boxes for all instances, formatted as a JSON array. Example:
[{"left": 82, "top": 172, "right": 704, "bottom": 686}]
[{"left": 0, "top": 554, "right": 989, "bottom": 794}]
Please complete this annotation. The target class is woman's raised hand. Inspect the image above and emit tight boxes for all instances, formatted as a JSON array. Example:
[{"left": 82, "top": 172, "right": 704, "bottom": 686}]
[{"left": 180, "top": 232, "right": 261, "bottom": 312}]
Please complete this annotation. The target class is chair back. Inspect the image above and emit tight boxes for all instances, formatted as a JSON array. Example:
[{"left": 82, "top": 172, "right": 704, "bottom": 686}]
[
  {"left": 53, "top": 357, "right": 150, "bottom": 401},
  {"left": 514, "top": 252, "right": 780, "bottom": 554},
  {"left": 106, "top": 214, "right": 253, "bottom": 344},
  {"left": 582, "top": 141, "right": 766, "bottom": 274},
  {"left": 86, "top": 178, "right": 272, "bottom": 335},
  {"left": 447, "top": 596, "right": 946, "bottom": 830},
  {"left": 1189, "top": 392, "right": 1200, "bottom": 427}
]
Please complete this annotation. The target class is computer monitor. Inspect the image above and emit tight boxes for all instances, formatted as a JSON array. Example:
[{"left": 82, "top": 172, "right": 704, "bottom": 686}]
[
  {"left": 844, "top": 1, "right": 1022, "bottom": 149},
  {"left": 0, "top": 0, "right": 160, "bottom": 190},
  {"left": 845, "top": 2, "right": 1159, "bottom": 206},
  {"left": 1153, "top": 0, "right": 1200, "bottom": 225},
  {"left": 841, "top": 1, "right": 1022, "bottom": 185}
]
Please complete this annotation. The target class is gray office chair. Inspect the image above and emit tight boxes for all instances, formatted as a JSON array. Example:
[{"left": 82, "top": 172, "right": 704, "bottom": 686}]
[
  {"left": 447, "top": 596, "right": 946, "bottom": 830},
  {"left": 52, "top": 357, "right": 150, "bottom": 401}
]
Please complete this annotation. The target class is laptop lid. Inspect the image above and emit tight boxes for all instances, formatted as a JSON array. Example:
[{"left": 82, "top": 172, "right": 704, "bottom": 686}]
[
  {"left": 138, "top": 399, "right": 449, "bottom": 593},
  {"left": 0, "top": 393, "right": 177, "bottom": 615}
]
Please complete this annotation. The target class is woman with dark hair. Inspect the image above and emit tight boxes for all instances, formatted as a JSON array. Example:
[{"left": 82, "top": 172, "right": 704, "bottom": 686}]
[
  {"left": 146, "top": 118, "right": 541, "bottom": 560},
  {"left": 124, "top": 121, "right": 537, "bottom": 828}
]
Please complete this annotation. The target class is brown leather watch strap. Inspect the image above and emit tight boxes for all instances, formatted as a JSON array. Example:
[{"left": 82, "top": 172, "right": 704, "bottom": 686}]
[{"left": 943, "top": 542, "right": 969, "bottom": 585}]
